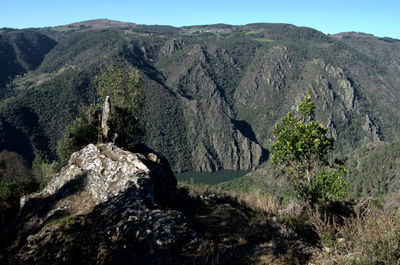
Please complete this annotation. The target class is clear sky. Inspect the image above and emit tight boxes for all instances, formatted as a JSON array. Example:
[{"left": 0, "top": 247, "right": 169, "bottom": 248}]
[{"left": 1, "top": 0, "right": 399, "bottom": 39}]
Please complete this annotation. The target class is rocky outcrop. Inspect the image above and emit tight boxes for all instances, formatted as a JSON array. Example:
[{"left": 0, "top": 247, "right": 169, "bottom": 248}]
[
  {"left": 234, "top": 46, "right": 292, "bottom": 108},
  {"left": 362, "top": 114, "right": 382, "bottom": 142},
  {"left": 156, "top": 44, "right": 266, "bottom": 172},
  {"left": 159, "top": 38, "right": 185, "bottom": 56},
  {"left": 319, "top": 60, "right": 355, "bottom": 110},
  {"left": 182, "top": 94, "right": 265, "bottom": 172},
  {"left": 1, "top": 143, "right": 323, "bottom": 265},
  {"left": 100, "top": 95, "right": 112, "bottom": 142},
  {"left": 6, "top": 143, "right": 202, "bottom": 265}
]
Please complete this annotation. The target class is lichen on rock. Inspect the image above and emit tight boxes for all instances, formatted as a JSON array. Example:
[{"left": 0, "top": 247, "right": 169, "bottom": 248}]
[{"left": 7, "top": 143, "right": 202, "bottom": 265}]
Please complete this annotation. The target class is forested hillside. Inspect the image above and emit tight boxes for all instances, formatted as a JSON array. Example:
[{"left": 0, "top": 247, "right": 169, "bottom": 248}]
[{"left": 1, "top": 20, "right": 400, "bottom": 174}]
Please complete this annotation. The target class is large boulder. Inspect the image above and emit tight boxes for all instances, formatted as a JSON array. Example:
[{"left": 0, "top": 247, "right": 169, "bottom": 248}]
[{"left": 5, "top": 143, "right": 201, "bottom": 265}]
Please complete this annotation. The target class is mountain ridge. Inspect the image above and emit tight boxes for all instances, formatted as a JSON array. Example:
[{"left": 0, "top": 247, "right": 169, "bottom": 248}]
[
  {"left": 65, "top": 18, "right": 138, "bottom": 29},
  {"left": 0, "top": 21, "right": 399, "bottom": 172}
]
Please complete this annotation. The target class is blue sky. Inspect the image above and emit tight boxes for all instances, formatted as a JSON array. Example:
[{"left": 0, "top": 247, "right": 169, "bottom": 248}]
[{"left": 1, "top": 0, "right": 399, "bottom": 39}]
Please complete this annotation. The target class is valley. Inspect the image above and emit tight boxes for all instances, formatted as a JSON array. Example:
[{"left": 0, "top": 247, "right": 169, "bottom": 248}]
[{"left": 1, "top": 19, "right": 400, "bottom": 264}]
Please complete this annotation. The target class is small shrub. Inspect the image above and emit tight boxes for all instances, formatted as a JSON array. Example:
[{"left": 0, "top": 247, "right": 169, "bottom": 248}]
[
  {"left": 0, "top": 176, "right": 20, "bottom": 200},
  {"left": 270, "top": 92, "right": 348, "bottom": 207},
  {"left": 308, "top": 195, "right": 400, "bottom": 264},
  {"left": 338, "top": 210, "right": 400, "bottom": 264},
  {"left": 57, "top": 67, "right": 144, "bottom": 163},
  {"left": 308, "top": 208, "right": 339, "bottom": 248},
  {"left": 57, "top": 105, "right": 100, "bottom": 164},
  {"left": 32, "top": 151, "right": 59, "bottom": 189},
  {"left": 0, "top": 177, "right": 23, "bottom": 239}
]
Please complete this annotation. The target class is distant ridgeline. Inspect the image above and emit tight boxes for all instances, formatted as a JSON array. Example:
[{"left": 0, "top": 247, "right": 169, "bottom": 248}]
[{"left": 0, "top": 20, "right": 400, "bottom": 178}]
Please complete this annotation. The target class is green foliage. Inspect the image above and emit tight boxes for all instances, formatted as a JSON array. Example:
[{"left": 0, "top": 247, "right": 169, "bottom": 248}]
[
  {"left": 32, "top": 150, "right": 59, "bottom": 189},
  {"left": 0, "top": 175, "right": 20, "bottom": 200},
  {"left": 38, "top": 30, "right": 125, "bottom": 72},
  {"left": 95, "top": 66, "right": 144, "bottom": 117},
  {"left": 346, "top": 140, "right": 400, "bottom": 197},
  {"left": 57, "top": 105, "right": 100, "bottom": 164},
  {"left": 0, "top": 153, "right": 37, "bottom": 237},
  {"left": 0, "top": 68, "right": 97, "bottom": 162},
  {"left": 50, "top": 27, "right": 75, "bottom": 32},
  {"left": 271, "top": 92, "right": 348, "bottom": 206},
  {"left": 32, "top": 150, "right": 46, "bottom": 178},
  {"left": 95, "top": 66, "right": 144, "bottom": 150},
  {"left": 0, "top": 30, "right": 57, "bottom": 90},
  {"left": 56, "top": 67, "right": 144, "bottom": 163},
  {"left": 252, "top": 38, "right": 274, "bottom": 43},
  {"left": 296, "top": 166, "right": 348, "bottom": 205},
  {"left": 110, "top": 105, "right": 142, "bottom": 150},
  {"left": 0, "top": 173, "right": 22, "bottom": 238}
]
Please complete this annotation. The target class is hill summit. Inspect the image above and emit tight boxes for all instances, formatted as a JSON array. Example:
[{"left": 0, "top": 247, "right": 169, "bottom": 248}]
[{"left": 62, "top": 19, "right": 138, "bottom": 29}]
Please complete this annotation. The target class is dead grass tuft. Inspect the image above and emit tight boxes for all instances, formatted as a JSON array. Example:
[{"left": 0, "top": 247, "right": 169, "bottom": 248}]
[{"left": 310, "top": 192, "right": 400, "bottom": 264}]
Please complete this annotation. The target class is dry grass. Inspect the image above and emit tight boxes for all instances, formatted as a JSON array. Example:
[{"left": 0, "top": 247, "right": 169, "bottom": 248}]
[
  {"left": 180, "top": 183, "right": 283, "bottom": 214},
  {"left": 256, "top": 254, "right": 287, "bottom": 265},
  {"left": 235, "top": 189, "right": 283, "bottom": 214},
  {"left": 181, "top": 184, "right": 400, "bottom": 264},
  {"left": 308, "top": 209, "right": 340, "bottom": 248},
  {"left": 309, "top": 192, "right": 400, "bottom": 264},
  {"left": 335, "top": 210, "right": 400, "bottom": 264}
]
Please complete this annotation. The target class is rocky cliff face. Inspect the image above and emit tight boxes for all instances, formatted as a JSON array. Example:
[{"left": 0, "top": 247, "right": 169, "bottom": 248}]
[
  {"left": 4, "top": 143, "right": 202, "bottom": 264},
  {"left": 2, "top": 24, "right": 400, "bottom": 172},
  {"left": 152, "top": 42, "right": 267, "bottom": 172},
  {"left": 182, "top": 95, "right": 265, "bottom": 171}
]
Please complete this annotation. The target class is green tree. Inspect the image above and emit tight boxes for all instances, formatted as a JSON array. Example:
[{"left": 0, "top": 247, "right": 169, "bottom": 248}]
[
  {"left": 270, "top": 92, "right": 348, "bottom": 207},
  {"left": 56, "top": 105, "right": 99, "bottom": 164},
  {"left": 95, "top": 66, "right": 143, "bottom": 118},
  {"left": 56, "top": 67, "right": 144, "bottom": 163},
  {"left": 0, "top": 160, "right": 20, "bottom": 200},
  {"left": 95, "top": 66, "right": 144, "bottom": 150},
  {"left": 32, "top": 150, "right": 59, "bottom": 189},
  {"left": 0, "top": 151, "right": 36, "bottom": 230}
]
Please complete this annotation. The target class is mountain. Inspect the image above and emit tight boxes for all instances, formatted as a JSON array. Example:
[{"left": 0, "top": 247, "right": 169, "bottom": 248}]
[
  {"left": 0, "top": 20, "right": 400, "bottom": 172},
  {"left": 0, "top": 30, "right": 57, "bottom": 97},
  {"left": 66, "top": 18, "right": 138, "bottom": 29}
]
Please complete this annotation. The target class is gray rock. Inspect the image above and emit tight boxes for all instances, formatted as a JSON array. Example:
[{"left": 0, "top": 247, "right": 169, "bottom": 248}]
[
  {"left": 362, "top": 114, "right": 382, "bottom": 142},
  {"left": 9, "top": 143, "right": 201, "bottom": 265}
]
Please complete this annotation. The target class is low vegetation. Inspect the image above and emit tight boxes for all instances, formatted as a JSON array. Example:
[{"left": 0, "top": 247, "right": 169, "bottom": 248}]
[
  {"left": 271, "top": 92, "right": 348, "bottom": 207},
  {"left": 50, "top": 27, "right": 75, "bottom": 32},
  {"left": 174, "top": 93, "right": 398, "bottom": 263},
  {"left": 346, "top": 140, "right": 400, "bottom": 197},
  {"left": 176, "top": 169, "right": 250, "bottom": 185},
  {"left": 0, "top": 151, "right": 37, "bottom": 250},
  {"left": 57, "top": 66, "right": 143, "bottom": 163},
  {"left": 177, "top": 182, "right": 400, "bottom": 264}
]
